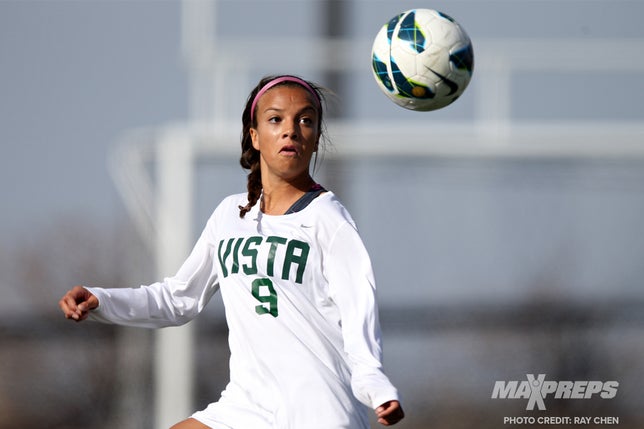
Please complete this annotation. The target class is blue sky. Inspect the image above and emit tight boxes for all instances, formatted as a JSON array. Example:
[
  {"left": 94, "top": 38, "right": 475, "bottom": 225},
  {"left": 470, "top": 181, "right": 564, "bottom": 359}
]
[
  {"left": 0, "top": 1, "right": 187, "bottom": 237},
  {"left": 2, "top": 0, "right": 644, "bottom": 241}
]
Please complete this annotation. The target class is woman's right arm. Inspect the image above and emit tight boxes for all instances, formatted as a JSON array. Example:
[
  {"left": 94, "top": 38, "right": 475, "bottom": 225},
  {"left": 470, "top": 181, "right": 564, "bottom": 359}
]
[{"left": 58, "top": 217, "right": 220, "bottom": 328}]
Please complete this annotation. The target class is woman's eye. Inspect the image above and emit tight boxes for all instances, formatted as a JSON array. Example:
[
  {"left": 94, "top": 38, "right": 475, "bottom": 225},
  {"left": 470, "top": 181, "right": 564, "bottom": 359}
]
[
  {"left": 268, "top": 116, "right": 281, "bottom": 123},
  {"left": 300, "top": 117, "right": 313, "bottom": 125}
]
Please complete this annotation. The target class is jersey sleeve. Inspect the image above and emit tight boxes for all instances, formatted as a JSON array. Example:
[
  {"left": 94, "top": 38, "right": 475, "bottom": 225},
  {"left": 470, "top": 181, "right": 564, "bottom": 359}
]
[
  {"left": 86, "top": 216, "right": 220, "bottom": 328},
  {"left": 326, "top": 221, "right": 400, "bottom": 410}
]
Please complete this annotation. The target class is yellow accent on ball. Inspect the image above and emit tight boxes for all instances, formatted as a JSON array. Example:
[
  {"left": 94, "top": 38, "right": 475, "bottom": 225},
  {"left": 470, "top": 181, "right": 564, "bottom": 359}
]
[{"left": 411, "top": 86, "right": 426, "bottom": 97}]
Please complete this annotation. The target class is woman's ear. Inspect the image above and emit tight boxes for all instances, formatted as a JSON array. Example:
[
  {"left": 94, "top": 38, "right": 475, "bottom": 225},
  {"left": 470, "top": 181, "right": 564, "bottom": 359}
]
[{"left": 250, "top": 127, "right": 260, "bottom": 151}]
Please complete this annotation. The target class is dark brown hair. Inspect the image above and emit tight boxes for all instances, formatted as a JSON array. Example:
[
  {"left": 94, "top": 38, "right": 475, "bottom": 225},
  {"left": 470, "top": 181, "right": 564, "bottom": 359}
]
[{"left": 238, "top": 75, "right": 327, "bottom": 218}]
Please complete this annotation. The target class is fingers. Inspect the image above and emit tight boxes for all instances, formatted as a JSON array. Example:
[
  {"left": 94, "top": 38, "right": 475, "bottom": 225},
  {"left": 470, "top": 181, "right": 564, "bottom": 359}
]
[
  {"left": 58, "top": 285, "right": 98, "bottom": 322},
  {"left": 58, "top": 288, "right": 82, "bottom": 321},
  {"left": 375, "top": 400, "right": 405, "bottom": 426}
]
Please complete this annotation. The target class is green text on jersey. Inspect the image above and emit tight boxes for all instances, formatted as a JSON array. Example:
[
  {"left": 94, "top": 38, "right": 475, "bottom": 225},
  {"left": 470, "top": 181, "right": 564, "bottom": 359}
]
[{"left": 218, "top": 236, "right": 310, "bottom": 284}]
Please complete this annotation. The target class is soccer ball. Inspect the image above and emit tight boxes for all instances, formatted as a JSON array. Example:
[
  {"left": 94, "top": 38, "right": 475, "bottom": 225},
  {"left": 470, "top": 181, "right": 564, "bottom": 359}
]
[{"left": 371, "top": 8, "right": 474, "bottom": 112}]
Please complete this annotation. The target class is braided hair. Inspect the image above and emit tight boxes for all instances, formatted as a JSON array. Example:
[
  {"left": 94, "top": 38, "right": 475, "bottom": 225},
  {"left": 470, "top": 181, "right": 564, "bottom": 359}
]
[{"left": 238, "top": 75, "right": 327, "bottom": 218}]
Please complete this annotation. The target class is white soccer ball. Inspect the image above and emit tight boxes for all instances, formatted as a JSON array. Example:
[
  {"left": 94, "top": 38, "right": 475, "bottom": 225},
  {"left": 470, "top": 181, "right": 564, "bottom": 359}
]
[{"left": 371, "top": 8, "right": 474, "bottom": 112}]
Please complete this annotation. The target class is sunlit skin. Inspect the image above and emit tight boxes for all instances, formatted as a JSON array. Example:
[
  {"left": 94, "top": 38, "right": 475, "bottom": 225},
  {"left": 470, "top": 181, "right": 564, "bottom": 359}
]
[{"left": 249, "top": 85, "right": 320, "bottom": 215}]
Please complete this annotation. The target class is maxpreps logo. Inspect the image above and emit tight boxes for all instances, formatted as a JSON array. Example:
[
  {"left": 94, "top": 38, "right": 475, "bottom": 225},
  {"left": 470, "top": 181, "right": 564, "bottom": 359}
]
[{"left": 492, "top": 374, "right": 619, "bottom": 410}]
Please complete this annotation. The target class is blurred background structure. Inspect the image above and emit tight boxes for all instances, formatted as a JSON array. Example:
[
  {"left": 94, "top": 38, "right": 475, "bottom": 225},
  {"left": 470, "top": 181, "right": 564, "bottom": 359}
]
[{"left": 1, "top": 1, "right": 644, "bottom": 428}]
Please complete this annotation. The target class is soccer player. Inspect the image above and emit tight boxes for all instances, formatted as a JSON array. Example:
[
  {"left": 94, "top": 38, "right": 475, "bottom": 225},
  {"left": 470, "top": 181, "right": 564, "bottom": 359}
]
[{"left": 59, "top": 75, "right": 404, "bottom": 428}]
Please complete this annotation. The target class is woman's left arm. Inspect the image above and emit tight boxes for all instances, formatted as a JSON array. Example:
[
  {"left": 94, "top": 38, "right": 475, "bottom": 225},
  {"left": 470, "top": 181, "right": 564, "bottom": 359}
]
[{"left": 326, "top": 222, "right": 403, "bottom": 423}]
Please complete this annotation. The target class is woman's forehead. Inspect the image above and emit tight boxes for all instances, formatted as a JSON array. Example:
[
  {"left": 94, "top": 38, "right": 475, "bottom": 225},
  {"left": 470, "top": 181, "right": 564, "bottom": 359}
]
[{"left": 257, "top": 85, "right": 319, "bottom": 110}]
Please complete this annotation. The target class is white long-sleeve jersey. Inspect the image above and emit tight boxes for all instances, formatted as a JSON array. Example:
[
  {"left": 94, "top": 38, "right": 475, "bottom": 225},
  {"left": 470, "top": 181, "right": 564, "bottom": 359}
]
[{"left": 87, "top": 191, "right": 399, "bottom": 429}]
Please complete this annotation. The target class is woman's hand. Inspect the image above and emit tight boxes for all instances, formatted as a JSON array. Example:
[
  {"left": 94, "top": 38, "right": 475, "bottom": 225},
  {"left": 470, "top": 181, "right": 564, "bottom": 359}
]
[
  {"left": 375, "top": 400, "right": 404, "bottom": 426},
  {"left": 59, "top": 285, "right": 99, "bottom": 321}
]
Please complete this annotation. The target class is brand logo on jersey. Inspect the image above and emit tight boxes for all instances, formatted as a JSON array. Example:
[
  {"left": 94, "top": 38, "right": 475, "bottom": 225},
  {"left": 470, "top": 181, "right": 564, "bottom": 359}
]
[
  {"left": 218, "top": 235, "right": 310, "bottom": 284},
  {"left": 491, "top": 374, "right": 619, "bottom": 410}
]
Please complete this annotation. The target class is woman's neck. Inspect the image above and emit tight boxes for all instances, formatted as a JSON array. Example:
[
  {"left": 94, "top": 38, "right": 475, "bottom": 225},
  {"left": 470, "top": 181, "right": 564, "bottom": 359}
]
[{"left": 261, "top": 175, "right": 315, "bottom": 215}]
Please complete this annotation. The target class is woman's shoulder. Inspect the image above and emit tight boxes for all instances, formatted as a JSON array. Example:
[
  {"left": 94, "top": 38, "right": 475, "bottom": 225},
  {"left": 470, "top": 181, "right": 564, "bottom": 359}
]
[
  {"left": 217, "top": 192, "right": 249, "bottom": 209},
  {"left": 308, "top": 191, "right": 357, "bottom": 228},
  {"left": 207, "top": 192, "right": 249, "bottom": 221}
]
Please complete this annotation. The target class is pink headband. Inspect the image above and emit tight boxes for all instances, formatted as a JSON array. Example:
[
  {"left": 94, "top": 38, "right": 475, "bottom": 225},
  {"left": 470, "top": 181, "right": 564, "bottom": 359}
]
[{"left": 250, "top": 76, "right": 321, "bottom": 122}]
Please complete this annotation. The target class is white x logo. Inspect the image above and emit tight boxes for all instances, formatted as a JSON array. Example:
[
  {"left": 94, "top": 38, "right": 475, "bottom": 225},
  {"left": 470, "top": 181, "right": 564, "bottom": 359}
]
[{"left": 526, "top": 374, "right": 546, "bottom": 410}]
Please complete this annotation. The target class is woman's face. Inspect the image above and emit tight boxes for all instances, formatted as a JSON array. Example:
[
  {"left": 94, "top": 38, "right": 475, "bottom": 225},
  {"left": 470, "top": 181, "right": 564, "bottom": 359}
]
[{"left": 250, "top": 84, "right": 320, "bottom": 184}]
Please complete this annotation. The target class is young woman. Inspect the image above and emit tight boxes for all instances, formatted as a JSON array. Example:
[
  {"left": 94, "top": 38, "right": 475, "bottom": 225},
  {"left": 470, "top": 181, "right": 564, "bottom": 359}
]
[{"left": 59, "top": 75, "right": 404, "bottom": 429}]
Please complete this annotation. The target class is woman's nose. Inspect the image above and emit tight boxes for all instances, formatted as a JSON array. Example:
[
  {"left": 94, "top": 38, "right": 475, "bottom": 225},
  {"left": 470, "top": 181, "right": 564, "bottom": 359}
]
[{"left": 282, "top": 120, "right": 299, "bottom": 139}]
